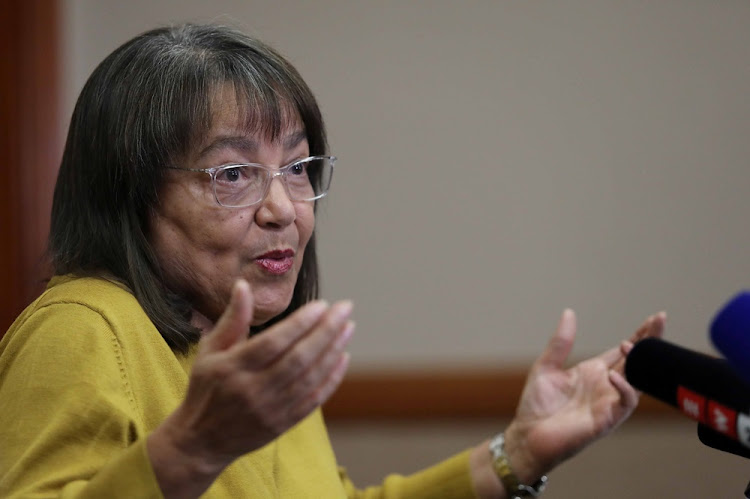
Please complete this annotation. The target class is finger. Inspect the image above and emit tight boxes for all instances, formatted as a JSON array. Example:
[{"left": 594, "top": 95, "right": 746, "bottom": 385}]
[
  {"left": 605, "top": 342, "right": 631, "bottom": 373},
  {"left": 609, "top": 340, "right": 634, "bottom": 374},
  {"left": 608, "top": 369, "right": 639, "bottom": 410},
  {"left": 289, "top": 351, "right": 351, "bottom": 422},
  {"left": 627, "top": 315, "right": 653, "bottom": 344},
  {"left": 628, "top": 311, "right": 667, "bottom": 344},
  {"left": 237, "top": 299, "right": 332, "bottom": 369},
  {"left": 597, "top": 344, "right": 624, "bottom": 368},
  {"left": 313, "top": 351, "right": 351, "bottom": 405},
  {"left": 201, "top": 279, "right": 255, "bottom": 353},
  {"left": 281, "top": 320, "right": 355, "bottom": 398},
  {"left": 536, "top": 308, "right": 577, "bottom": 370},
  {"left": 648, "top": 311, "right": 667, "bottom": 340},
  {"left": 270, "top": 301, "right": 353, "bottom": 383},
  {"left": 610, "top": 312, "right": 666, "bottom": 373},
  {"left": 620, "top": 340, "right": 634, "bottom": 356}
]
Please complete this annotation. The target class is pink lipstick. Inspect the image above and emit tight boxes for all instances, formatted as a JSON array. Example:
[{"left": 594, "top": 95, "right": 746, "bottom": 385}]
[{"left": 255, "top": 249, "right": 295, "bottom": 275}]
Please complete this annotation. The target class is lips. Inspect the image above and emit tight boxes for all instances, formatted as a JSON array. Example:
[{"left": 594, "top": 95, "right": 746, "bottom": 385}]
[{"left": 255, "top": 249, "right": 295, "bottom": 275}]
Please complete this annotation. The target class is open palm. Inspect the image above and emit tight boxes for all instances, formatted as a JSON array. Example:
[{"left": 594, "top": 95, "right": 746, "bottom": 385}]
[{"left": 510, "top": 309, "right": 665, "bottom": 475}]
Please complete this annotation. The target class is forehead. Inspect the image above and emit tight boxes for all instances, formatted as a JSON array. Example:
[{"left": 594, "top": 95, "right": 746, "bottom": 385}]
[{"left": 191, "top": 84, "right": 305, "bottom": 156}]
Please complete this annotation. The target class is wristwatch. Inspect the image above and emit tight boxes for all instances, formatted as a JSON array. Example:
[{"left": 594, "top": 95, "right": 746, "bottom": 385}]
[{"left": 488, "top": 433, "right": 548, "bottom": 498}]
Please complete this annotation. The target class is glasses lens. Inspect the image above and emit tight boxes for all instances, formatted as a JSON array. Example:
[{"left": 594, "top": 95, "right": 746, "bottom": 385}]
[
  {"left": 214, "top": 165, "right": 265, "bottom": 207},
  {"left": 286, "top": 157, "right": 334, "bottom": 201},
  {"left": 213, "top": 157, "right": 335, "bottom": 207}
]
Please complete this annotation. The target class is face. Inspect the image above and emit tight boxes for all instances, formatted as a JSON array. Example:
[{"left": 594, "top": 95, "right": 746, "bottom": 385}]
[{"left": 149, "top": 89, "right": 315, "bottom": 327}]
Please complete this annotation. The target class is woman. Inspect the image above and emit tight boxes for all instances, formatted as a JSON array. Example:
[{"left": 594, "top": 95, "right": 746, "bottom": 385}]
[{"left": 0, "top": 24, "right": 664, "bottom": 498}]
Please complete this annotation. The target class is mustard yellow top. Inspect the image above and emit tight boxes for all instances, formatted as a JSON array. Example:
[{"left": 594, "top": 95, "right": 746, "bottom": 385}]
[{"left": 0, "top": 276, "right": 477, "bottom": 498}]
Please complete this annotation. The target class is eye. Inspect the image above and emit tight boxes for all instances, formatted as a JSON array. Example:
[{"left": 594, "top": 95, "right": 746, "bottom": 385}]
[
  {"left": 289, "top": 162, "right": 306, "bottom": 176},
  {"left": 217, "top": 166, "right": 244, "bottom": 183}
]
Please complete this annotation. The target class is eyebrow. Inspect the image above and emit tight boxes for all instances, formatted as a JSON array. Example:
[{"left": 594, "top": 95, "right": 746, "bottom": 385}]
[
  {"left": 197, "top": 136, "right": 257, "bottom": 159},
  {"left": 198, "top": 130, "right": 308, "bottom": 159},
  {"left": 283, "top": 129, "right": 308, "bottom": 151}
]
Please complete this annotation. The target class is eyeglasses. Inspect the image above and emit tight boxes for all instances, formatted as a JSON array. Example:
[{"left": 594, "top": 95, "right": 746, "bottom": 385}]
[{"left": 169, "top": 155, "right": 335, "bottom": 208}]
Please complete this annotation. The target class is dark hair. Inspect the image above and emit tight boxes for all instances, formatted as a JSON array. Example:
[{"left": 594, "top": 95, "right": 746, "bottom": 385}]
[{"left": 49, "top": 24, "right": 327, "bottom": 353}]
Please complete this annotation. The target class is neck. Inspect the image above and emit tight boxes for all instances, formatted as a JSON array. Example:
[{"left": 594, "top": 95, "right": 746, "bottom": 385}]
[{"left": 190, "top": 309, "right": 215, "bottom": 335}]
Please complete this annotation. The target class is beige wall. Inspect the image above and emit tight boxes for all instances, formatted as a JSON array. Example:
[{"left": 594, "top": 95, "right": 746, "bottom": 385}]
[
  {"left": 62, "top": 1, "right": 750, "bottom": 496},
  {"left": 329, "top": 418, "right": 750, "bottom": 497},
  {"left": 64, "top": 0, "right": 750, "bottom": 367}
]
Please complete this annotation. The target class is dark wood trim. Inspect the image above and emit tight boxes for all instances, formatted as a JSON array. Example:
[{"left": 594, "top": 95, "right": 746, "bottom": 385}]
[
  {"left": 324, "top": 368, "right": 676, "bottom": 421},
  {"left": 0, "top": 0, "right": 59, "bottom": 334}
]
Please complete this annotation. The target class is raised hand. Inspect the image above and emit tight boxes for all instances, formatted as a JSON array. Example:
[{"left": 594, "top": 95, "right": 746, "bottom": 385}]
[
  {"left": 503, "top": 310, "right": 666, "bottom": 483},
  {"left": 148, "top": 279, "right": 354, "bottom": 498}
]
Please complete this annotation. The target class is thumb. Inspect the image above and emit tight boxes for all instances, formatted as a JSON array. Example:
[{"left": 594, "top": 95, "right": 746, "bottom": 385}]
[
  {"left": 535, "top": 308, "right": 577, "bottom": 371},
  {"left": 201, "top": 279, "right": 254, "bottom": 353}
]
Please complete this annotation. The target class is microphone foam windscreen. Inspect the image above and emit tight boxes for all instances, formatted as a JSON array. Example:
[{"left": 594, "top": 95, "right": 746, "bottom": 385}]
[{"left": 711, "top": 291, "right": 750, "bottom": 385}]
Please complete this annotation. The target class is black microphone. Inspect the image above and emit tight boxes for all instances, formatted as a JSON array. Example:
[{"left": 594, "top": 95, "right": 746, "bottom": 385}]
[
  {"left": 624, "top": 338, "right": 750, "bottom": 452},
  {"left": 697, "top": 423, "right": 750, "bottom": 459}
]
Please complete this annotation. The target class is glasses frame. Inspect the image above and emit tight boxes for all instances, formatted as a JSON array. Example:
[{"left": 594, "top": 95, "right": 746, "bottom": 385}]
[{"left": 169, "top": 155, "right": 336, "bottom": 208}]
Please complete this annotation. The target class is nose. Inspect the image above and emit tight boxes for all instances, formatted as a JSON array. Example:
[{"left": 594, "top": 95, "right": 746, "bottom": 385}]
[{"left": 254, "top": 175, "right": 296, "bottom": 228}]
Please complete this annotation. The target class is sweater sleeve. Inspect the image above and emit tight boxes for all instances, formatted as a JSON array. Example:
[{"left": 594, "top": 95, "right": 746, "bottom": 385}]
[
  {"left": 337, "top": 449, "right": 479, "bottom": 499},
  {"left": 0, "top": 302, "right": 164, "bottom": 498}
]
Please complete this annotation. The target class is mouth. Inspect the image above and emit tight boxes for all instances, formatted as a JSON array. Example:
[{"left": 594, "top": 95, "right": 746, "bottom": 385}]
[{"left": 254, "top": 249, "right": 296, "bottom": 275}]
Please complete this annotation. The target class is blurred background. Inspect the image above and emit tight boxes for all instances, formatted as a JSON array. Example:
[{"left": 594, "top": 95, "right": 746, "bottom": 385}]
[{"left": 3, "top": 1, "right": 750, "bottom": 496}]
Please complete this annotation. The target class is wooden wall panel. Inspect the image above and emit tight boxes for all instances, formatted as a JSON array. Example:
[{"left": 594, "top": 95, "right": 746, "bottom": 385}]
[
  {"left": 324, "top": 368, "right": 675, "bottom": 420},
  {"left": 0, "top": 0, "right": 59, "bottom": 334}
]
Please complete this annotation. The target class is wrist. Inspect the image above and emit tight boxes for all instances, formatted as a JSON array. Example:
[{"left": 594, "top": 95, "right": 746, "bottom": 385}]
[
  {"left": 147, "top": 414, "right": 230, "bottom": 498},
  {"left": 501, "top": 421, "right": 546, "bottom": 485},
  {"left": 489, "top": 432, "right": 548, "bottom": 498}
]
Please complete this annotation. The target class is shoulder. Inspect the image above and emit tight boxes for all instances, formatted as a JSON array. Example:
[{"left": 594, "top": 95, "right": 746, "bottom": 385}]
[
  {"left": 21, "top": 274, "right": 146, "bottom": 329},
  {"left": 1, "top": 275, "right": 156, "bottom": 361},
  {"left": 39, "top": 274, "right": 140, "bottom": 312},
  {"left": 0, "top": 276, "right": 149, "bottom": 412}
]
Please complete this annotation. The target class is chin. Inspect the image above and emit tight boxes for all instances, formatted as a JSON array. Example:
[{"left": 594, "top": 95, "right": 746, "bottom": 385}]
[
  {"left": 247, "top": 274, "right": 298, "bottom": 325},
  {"left": 251, "top": 298, "right": 294, "bottom": 326}
]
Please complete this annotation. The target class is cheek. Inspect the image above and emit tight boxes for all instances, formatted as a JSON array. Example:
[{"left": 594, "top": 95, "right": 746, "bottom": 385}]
[
  {"left": 296, "top": 204, "right": 316, "bottom": 250},
  {"left": 176, "top": 214, "right": 244, "bottom": 254},
  {"left": 151, "top": 198, "right": 250, "bottom": 279}
]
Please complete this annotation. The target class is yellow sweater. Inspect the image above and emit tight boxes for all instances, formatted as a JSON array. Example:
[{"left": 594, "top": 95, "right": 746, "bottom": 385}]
[{"left": 0, "top": 276, "right": 476, "bottom": 498}]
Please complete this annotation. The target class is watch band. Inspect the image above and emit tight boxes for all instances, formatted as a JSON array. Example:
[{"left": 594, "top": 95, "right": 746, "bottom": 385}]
[{"left": 488, "top": 433, "right": 548, "bottom": 498}]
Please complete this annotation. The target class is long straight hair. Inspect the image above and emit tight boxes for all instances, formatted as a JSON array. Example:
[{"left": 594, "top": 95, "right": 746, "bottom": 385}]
[{"left": 49, "top": 24, "right": 327, "bottom": 353}]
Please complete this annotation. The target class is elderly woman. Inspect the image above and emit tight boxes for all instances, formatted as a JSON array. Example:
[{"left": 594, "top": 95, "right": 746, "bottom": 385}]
[{"left": 0, "top": 24, "right": 664, "bottom": 498}]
